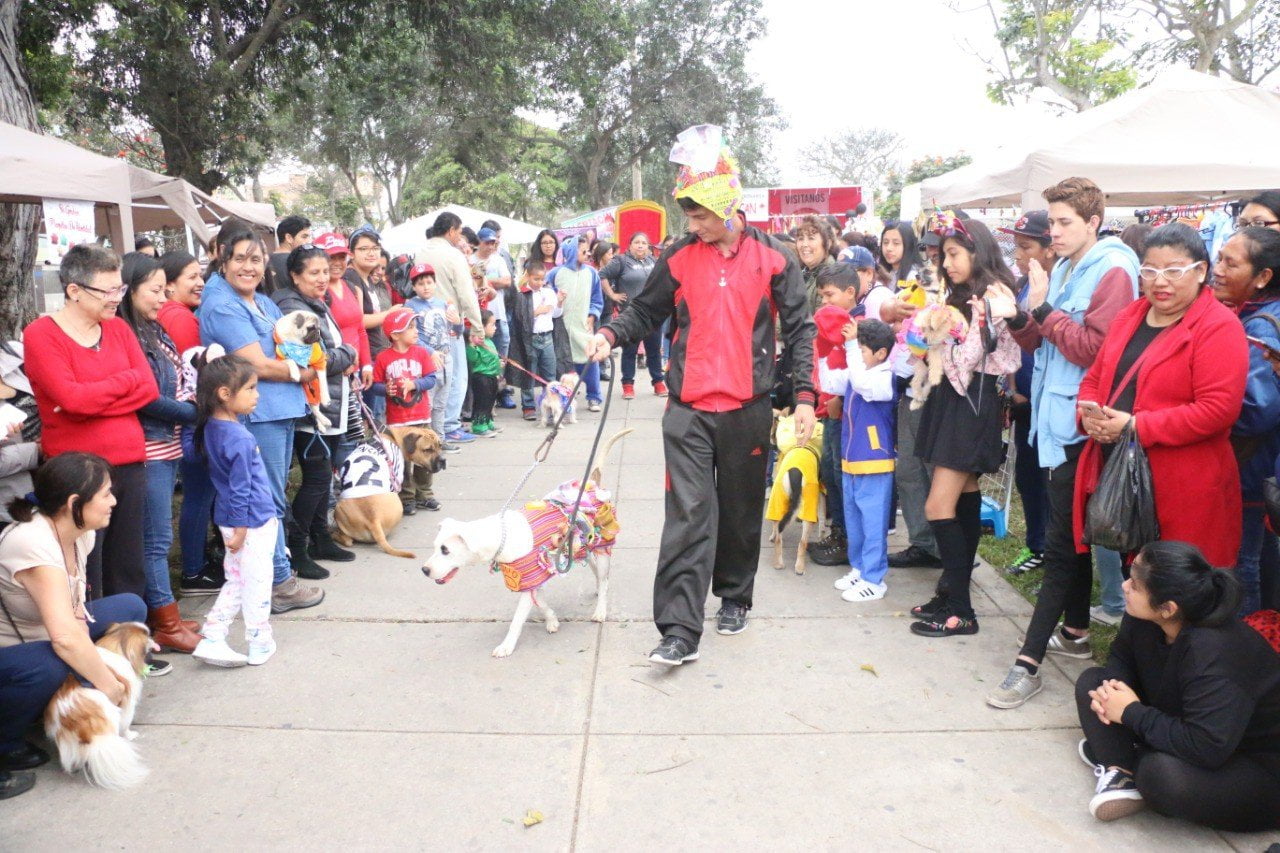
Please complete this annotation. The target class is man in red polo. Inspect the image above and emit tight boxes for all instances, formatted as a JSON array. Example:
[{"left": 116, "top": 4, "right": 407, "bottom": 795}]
[{"left": 585, "top": 125, "right": 816, "bottom": 665}]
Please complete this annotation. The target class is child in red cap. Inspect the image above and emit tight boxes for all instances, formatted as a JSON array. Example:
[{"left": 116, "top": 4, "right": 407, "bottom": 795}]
[{"left": 372, "top": 307, "right": 439, "bottom": 513}]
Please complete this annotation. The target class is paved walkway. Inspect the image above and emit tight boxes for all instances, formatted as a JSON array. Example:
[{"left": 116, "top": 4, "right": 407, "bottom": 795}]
[{"left": 8, "top": 389, "right": 1278, "bottom": 850}]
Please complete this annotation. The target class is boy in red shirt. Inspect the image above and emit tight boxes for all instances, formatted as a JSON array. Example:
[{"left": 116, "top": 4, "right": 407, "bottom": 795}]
[{"left": 372, "top": 308, "right": 438, "bottom": 514}]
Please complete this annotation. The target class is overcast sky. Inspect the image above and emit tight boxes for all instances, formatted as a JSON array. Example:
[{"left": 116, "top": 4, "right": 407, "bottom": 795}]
[{"left": 749, "top": 0, "right": 1069, "bottom": 184}]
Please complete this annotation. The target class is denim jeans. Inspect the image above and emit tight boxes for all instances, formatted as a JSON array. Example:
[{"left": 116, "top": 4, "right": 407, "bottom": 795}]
[
  {"left": 530, "top": 332, "right": 557, "bottom": 383},
  {"left": 1094, "top": 547, "right": 1124, "bottom": 614},
  {"left": 621, "top": 329, "right": 665, "bottom": 385},
  {"left": 1013, "top": 416, "right": 1047, "bottom": 553},
  {"left": 0, "top": 593, "right": 146, "bottom": 752},
  {"left": 1237, "top": 506, "right": 1266, "bottom": 616},
  {"left": 660, "top": 318, "right": 672, "bottom": 363},
  {"left": 575, "top": 360, "right": 602, "bottom": 403},
  {"left": 444, "top": 336, "right": 467, "bottom": 434},
  {"left": 142, "top": 458, "right": 180, "bottom": 609},
  {"left": 245, "top": 418, "right": 295, "bottom": 586},
  {"left": 178, "top": 452, "right": 216, "bottom": 579}
]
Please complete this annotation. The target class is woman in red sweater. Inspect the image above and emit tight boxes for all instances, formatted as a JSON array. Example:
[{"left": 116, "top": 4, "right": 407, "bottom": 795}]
[
  {"left": 156, "top": 250, "right": 203, "bottom": 353},
  {"left": 1075, "top": 224, "right": 1248, "bottom": 567},
  {"left": 23, "top": 244, "right": 159, "bottom": 600}
]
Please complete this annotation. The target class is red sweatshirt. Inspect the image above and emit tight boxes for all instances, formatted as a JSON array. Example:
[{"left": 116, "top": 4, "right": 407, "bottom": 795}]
[
  {"left": 328, "top": 279, "right": 372, "bottom": 370},
  {"left": 1008, "top": 268, "right": 1134, "bottom": 366},
  {"left": 23, "top": 316, "right": 159, "bottom": 465},
  {"left": 157, "top": 300, "right": 200, "bottom": 353}
]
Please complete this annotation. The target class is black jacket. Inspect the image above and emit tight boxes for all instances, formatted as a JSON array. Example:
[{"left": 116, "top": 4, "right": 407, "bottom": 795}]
[{"left": 271, "top": 287, "right": 358, "bottom": 433}]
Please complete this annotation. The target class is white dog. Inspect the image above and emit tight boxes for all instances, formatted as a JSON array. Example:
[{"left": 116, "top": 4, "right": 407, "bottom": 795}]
[
  {"left": 422, "top": 429, "right": 632, "bottom": 656},
  {"left": 536, "top": 373, "right": 579, "bottom": 427}
]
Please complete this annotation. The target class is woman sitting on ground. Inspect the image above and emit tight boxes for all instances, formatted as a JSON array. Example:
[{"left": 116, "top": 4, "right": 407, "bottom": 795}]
[
  {"left": 0, "top": 453, "right": 148, "bottom": 783},
  {"left": 1076, "top": 540, "right": 1280, "bottom": 830}
]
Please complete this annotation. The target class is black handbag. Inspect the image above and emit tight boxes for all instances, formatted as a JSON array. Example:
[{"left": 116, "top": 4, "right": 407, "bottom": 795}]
[{"left": 1083, "top": 419, "right": 1160, "bottom": 553}]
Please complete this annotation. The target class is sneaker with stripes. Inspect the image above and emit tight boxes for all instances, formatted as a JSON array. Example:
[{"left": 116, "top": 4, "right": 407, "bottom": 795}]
[{"left": 1007, "top": 548, "right": 1044, "bottom": 575}]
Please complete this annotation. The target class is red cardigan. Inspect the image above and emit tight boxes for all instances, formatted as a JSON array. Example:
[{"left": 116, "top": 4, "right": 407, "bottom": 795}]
[
  {"left": 1074, "top": 287, "right": 1247, "bottom": 567},
  {"left": 327, "top": 279, "right": 371, "bottom": 370},
  {"left": 157, "top": 300, "right": 200, "bottom": 353},
  {"left": 24, "top": 315, "right": 159, "bottom": 466}
]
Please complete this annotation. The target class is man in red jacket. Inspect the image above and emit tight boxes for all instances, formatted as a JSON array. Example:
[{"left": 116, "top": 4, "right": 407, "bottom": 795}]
[{"left": 585, "top": 125, "right": 816, "bottom": 665}]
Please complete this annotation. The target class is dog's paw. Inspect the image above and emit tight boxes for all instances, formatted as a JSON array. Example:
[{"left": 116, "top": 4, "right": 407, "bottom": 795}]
[
  {"left": 492, "top": 642, "right": 516, "bottom": 658},
  {"left": 794, "top": 565, "right": 806, "bottom": 576},
  {"left": 125, "top": 730, "right": 139, "bottom": 742},
  {"left": 545, "top": 616, "right": 560, "bottom": 633},
  {"left": 590, "top": 606, "right": 607, "bottom": 623}
]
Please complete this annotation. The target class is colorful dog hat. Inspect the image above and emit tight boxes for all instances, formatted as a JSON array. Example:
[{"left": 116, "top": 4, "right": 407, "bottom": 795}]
[{"left": 670, "top": 124, "right": 743, "bottom": 225}]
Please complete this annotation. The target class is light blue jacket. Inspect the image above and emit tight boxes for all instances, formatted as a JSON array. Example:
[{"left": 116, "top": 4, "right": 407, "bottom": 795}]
[{"left": 1030, "top": 236, "right": 1139, "bottom": 468}]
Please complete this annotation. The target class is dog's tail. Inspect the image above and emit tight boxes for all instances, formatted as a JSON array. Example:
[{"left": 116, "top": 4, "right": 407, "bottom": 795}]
[
  {"left": 371, "top": 517, "right": 416, "bottom": 559},
  {"left": 47, "top": 684, "right": 147, "bottom": 790},
  {"left": 775, "top": 467, "right": 803, "bottom": 534},
  {"left": 78, "top": 731, "right": 148, "bottom": 790},
  {"left": 589, "top": 428, "right": 636, "bottom": 485}
]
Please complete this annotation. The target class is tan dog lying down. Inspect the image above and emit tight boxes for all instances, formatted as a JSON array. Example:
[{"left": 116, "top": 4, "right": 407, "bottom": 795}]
[{"left": 333, "top": 426, "right": 444, "bottom": 558}]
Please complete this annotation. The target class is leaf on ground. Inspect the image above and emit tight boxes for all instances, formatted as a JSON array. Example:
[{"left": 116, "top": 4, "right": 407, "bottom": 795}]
[
  {"left": 860, "top": 663, "right": 878, "bottom": 677},
  {"left": 522, "top": 809, "right": 544, "bottom": 827}
]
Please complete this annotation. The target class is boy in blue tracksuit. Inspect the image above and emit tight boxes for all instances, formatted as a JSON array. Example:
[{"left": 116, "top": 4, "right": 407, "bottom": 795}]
[{"left": 818, "top": 319, "right": 897, "bottom": 602}]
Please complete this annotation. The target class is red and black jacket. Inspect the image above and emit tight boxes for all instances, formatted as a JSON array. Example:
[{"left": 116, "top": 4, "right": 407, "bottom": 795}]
[{"left": 600, "top": 226, "right": 815, "bottom": 413}]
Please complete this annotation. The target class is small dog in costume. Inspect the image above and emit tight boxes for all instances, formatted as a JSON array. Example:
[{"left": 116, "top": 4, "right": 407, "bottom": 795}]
[
  {"left": 421, "top": 429, "right": 632, "bottom": 657},
  {"left": 273, "top": 310, "right": 331, "bottom": 431},
  {"left": 767, "top": 411, "right": 825, "bottom": 575},
  {"left": 903, "top": 303, "right": 967, "bottom": 410},
  {"left": 536, "top": 372, "right": 578, "bottom": 427}
]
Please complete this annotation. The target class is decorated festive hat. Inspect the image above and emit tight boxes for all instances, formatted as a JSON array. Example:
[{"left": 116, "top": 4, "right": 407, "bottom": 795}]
[{"left": 670, "top": 124, "right": 743, "bottom": 224}]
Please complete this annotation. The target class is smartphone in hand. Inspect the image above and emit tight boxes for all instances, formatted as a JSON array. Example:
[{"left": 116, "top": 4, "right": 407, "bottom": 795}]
[
  {"left": 1078, "top": 400, "right": 1105, "bottom": 419},
  {"left": 1247, "top": 336, "right": 1280, "bottom": 359}
]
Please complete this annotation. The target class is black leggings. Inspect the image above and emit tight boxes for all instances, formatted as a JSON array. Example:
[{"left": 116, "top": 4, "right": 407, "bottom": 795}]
[
  {"left": 1076, "top": 667, "right": 1280, "bottom": 832},
  {"left": 470, "top": 373, "right": 498, "bottom": 423},
  {"left": 86, "top": 461, "right": 146, "bottom": 599},
  {"left": 292, "top": 432, "right": 345, "bottom": 541}
]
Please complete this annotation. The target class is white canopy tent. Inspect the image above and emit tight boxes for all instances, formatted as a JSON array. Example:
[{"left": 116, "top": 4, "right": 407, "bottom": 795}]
[
  {"left": 381, "top": 204, "right": 544, "bottom": 256},
  {"left": 919, "top": 70, "right": 1280, "bottom": 210},
  {"left": 129, "top": 167, "right": 277, "bottom": 249}
]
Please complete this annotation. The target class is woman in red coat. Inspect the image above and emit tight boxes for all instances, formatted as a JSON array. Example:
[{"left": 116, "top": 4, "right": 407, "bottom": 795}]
[{"left": 1075, "top": 224, "right": 1247, "bottom": 567}]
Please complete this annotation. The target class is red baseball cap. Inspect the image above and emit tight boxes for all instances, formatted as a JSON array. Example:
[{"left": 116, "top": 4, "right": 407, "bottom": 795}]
[
  {"left": 382, "top": 307, "right": 417, "bottom": 338},
  {"left": 314, "top": 232, "right": 350, "bottom": 256},
  {"left": 409, "top": 262, "right": 436, "bottom": 281}
]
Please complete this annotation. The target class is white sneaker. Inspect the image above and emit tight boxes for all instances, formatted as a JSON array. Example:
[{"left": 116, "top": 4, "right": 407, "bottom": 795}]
[
  {"left": 247, "top": 639, "right": 277, "bottom": 666},
  {"left": 833, "top": 568, "right": 862, "bottom": 590},
  {"left": 193, "top": 638, "right": 248, "bottom": 668},
  {"left": 841, "top": 579, "right": 887, "bottom": 602}
]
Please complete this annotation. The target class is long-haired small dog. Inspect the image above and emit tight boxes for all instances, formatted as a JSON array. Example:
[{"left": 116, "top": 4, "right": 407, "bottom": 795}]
[
  {"left": 43, "top": 621, "right": 153, "bottom": 789},
  {"left": 536, "top": 373, "right": 579, "bottom": 427}
]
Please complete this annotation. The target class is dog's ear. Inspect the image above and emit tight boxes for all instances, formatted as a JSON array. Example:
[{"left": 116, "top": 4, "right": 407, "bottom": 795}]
[
  {"left": 457, "top": 523, "right": 491, "bottom": 559},
  {"left": 294, "top": 313, "right": 306, "bottom": 329},
  {"left": 403, "top": 433, "right": 418, "bottom": 457}
]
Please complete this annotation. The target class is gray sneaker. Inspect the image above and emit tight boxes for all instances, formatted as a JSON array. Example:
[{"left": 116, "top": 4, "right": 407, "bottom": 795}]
[
  {"left": 986, "top": 664, "right": 1043, "bottom": 709},
  {"left": 1089, "top": 605, "right": 1123, "bottom": 627},
  {"left": 271, "top": 576, "right": 325, "bottom": 614},
  {"left": 1047, "top": 629, "right": 1093, "bottom": 659}
]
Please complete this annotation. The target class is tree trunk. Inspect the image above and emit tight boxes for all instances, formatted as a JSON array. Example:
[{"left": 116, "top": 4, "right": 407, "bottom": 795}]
[{"left": 0, "top": 2, "right": 41, "bottom": 338}]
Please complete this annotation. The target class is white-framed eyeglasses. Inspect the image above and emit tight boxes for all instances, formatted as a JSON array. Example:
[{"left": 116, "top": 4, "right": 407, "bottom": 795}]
[{"left": 1138, "top": 262, "right": 1203, "bottom": 283}]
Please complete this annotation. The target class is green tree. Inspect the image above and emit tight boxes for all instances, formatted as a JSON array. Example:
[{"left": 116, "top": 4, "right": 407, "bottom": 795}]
[
  {"left": 798, "top": 127, "right": 906, "bottom": 197},
  {"left": 1139, "top": 0, "right": 1280, "bottom": 83},
  {"left": 881, "top": 154, "right": 975, "bottom": 221},
  {"left": 545, "top": 0, "right": 781, "bottom": 210}
]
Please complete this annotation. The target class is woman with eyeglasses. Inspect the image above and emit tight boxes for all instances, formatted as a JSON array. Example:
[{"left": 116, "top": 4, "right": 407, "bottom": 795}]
[
  {"left": 1073, "top": 223, "right": 1248, "bottom": 570},
  {"left": 1212, "top": 226, "right": 1280, "bottom": 615},
  {"left": 344, "top": 227, "right": 394, "bottom": 423},
  {"left": 22, "top": 245, "right": 159, "bottom": 607},
  {"left": 1238, "top": 191, "right": 1280, "bottom": 233}
]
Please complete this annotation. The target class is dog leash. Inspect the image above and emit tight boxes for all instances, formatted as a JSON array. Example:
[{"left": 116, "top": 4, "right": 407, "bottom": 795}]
[
  {"left": 489, "top": 352, "right": 614, "bottom": 573},
  {"left": 502, "top": 356, "right": 553, "bottom": 388}
]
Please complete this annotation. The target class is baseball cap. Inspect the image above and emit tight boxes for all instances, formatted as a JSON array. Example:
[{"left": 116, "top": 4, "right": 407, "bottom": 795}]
[
  {"left": 477, "top": 227, "right": 499, "bottom": 243},
  {"left": 841, "top": 245, "right": 876, "bottom": 270},
  {"left": 998, "top": 210, "right": 1051, "bottom": 244},
  {"left": 382, "top": 307, "right": 417, "bottom": 338},
  {"left": 409, "top": 262, "right": 436, "bottom": 281},
  {"left": 314, "top": 232, "right": 349, "bottom": 256}
]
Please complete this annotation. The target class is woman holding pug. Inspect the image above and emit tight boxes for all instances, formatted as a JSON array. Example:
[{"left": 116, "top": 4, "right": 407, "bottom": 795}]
[
  {"left": 197, "top": 229, "right": 324, "bottom": 613},
  {"left": 273, "top": 244, "right": 361, "bottom": 577}
]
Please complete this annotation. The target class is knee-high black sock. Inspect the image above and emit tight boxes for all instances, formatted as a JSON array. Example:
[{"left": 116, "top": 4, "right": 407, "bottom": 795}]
[
  {"left": 957, "top": 491, "right": 983, "bottom": 564},
  {"left": 929, "top": 518, "right": 974, "bottom": 618}
]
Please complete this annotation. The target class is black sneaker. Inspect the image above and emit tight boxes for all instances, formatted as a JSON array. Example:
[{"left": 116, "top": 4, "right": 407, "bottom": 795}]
[
  {"left": 402, "top": 501, "right": 418, "bottom": 516},
  {"left": 808, "top": 534, "right": 849, "bottom": 566},
  {"left": 888, "top": 545, "right": 943, "bottom": 568},
  {"left": 0, "top": 769, "right": 35, "bottom": 800},
  {"left": 144, "top": 658, "right": 173, "bottom": 677},
  {"left": 1090, "top": 766, "right": 1144, "bottom": 821},
  {"left": 909, "top": 594, "right": 947, "bottom": 620},
  {"left": 648, "top": 635, "right": 699, "bottom": 666},
  {"left": 1007, "top": 548, "right": 1044, "bottom": 575},
  {"left": 309, "top": 535, "right": 355, "bottom": 563},
  {"left": 0, "top": 742, "right": 49, "bottom": 771},
  {"left": 1078, "top": 738, "right": 1100, "bottom": 770},
  {"left": 179, "top": 571, "right": 224, "bottom": 596},
  {"left": 716, "top": 600, "right": 749, "bottom": 635},
  {"left": 417, "top": 498, "right": 441, "bottom": 511},
  {"left": 909, "top": 610, "right": 979, "bottom": 638}
]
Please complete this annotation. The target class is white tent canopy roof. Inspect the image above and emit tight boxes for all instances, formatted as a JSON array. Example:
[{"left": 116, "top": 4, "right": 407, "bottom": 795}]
[
  {"left": 381, "top": 204, "right": 544, "bottom": 256},
  {"left": 919, "top": 70, "right": 1280, "bottom": 209}
]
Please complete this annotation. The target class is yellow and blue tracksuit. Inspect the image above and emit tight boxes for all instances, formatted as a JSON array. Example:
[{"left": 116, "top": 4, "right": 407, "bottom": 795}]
[{"left": 819, "top": 345, "right": 896, "bottom": 584}]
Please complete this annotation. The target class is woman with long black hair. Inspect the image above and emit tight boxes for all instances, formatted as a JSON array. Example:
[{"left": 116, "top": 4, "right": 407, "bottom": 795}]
[
  {"left": 907, "top": 218, "right": 1021, "bottom": 638},
  {"left": 878, "top": 220, "right": 921, "bottom": 287},
  {"left": 1075, "top": 541, "right": 1280, "bottom": 830}
]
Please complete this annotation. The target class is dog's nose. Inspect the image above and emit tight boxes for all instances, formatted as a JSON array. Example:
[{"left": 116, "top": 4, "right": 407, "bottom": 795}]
[{"left": 420, "top": 564, "right": 431, "bottom": 577}]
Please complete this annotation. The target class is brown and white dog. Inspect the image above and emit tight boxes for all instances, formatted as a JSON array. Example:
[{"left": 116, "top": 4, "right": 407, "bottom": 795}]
[
  {"left": 333, "top": 425, "right": 445, "bottom": 558},
  {"left": 536, "top": 373, "right": 580, "bottom": 427},
  {"left": 422, "top": 429, "right": 632, "bottom": 657},
  {"left": 43, "top": 621, "right": 154, "bottom": 789},
  {"left": 766, "top": 412, "right": 826, "bottom": 575}
]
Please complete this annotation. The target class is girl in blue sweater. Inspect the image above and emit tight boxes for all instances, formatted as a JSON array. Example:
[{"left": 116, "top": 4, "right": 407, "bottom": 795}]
[{"left": 189, "top": 355, "right": 279, "bottom": 668}]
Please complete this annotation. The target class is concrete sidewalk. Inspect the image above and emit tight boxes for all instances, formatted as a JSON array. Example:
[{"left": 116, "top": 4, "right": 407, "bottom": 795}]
[{"left": 8, "top": 390, "right": 1278, "bottom": 851}]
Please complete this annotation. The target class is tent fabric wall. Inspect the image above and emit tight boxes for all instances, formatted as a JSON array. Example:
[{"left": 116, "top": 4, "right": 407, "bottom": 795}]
[
  {"left": 919, "top": 70, "right": 1280, "bottom": 209},
  {"left": 382, "top": 205, "right": 544, "bottom": 257}
]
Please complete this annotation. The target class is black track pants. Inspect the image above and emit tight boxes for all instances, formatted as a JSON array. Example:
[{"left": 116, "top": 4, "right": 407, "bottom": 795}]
[{"left": 653, "top": 396, "right": 772, "bottom": 644}]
